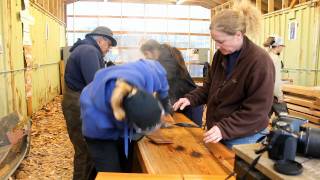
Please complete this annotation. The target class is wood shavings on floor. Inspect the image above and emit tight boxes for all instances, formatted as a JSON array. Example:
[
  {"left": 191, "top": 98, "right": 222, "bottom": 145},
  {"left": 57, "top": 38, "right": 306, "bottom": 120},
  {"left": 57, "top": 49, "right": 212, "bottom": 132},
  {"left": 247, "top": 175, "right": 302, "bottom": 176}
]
[{"left": 14, "top": 96, "right": 74, "bottom": 179}]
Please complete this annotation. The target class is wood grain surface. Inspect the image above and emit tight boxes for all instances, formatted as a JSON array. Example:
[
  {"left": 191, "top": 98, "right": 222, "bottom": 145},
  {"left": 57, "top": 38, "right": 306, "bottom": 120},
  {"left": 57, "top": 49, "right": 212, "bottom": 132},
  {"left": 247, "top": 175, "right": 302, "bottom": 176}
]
[
  {"left": 234, "top": 143, "right": 320, "bottom": 180},
  {"left": 136, "top": 113, "right": 234, "bottom": 176},
  {"left": 96, "top": 172, "right": 233, "bottom": 180}
]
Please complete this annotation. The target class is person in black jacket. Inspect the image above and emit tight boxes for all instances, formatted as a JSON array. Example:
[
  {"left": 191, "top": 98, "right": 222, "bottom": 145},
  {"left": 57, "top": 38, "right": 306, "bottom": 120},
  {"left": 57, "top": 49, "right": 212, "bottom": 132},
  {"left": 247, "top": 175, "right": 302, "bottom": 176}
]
[
  {"left": 62, "top": 26, "right": 117, "bottom": 180},
  {"left": 140, "top": 40, "right": 203, "bottom": 126}
]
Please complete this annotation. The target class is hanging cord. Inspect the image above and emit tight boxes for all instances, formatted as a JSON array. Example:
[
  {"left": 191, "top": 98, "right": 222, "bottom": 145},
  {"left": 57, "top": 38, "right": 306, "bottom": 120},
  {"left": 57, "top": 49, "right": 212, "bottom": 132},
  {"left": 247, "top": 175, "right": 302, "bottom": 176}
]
[{"left": 240, "top": 153, "right": 263, "bottom": 180}]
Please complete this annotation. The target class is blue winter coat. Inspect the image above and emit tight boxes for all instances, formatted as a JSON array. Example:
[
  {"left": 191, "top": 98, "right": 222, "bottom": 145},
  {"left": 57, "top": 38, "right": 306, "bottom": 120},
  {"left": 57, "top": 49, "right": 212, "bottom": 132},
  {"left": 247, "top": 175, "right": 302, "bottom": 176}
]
[
  {"left": 80, "top": 59, "right": 169, "bottom": 140},
  {"left": 65, "top": 37, "right": 104, "bottom": 92}
]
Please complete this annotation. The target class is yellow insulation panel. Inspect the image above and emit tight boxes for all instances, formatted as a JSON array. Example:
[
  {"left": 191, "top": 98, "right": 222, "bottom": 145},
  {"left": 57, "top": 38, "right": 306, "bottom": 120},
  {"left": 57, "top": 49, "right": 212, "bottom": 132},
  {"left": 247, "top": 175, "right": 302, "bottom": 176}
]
[
  {"left": 0, "top": 0, "right": 27, "bottom": 118},
  {"left": 30, "top": 6, "right": 65, "bottom": 112},
  {"left": 0, "top": 0, "right": 65, "bottom": 117},
  {"left": 261, "top": 2, "right": 320, "bottom": 86}
]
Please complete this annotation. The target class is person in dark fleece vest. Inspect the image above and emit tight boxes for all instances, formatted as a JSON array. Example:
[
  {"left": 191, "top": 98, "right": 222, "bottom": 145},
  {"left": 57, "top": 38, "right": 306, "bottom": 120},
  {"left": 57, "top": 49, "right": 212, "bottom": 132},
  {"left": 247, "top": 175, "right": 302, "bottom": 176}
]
[
  {"left": 140, "top": 40, "right": 203, "bottom": 126},
  {"left": 173, "top": 0, "right": 275, "bottom": 149},
  {"left": 62, "top": 26, "right": 117, "bottom": 180}
]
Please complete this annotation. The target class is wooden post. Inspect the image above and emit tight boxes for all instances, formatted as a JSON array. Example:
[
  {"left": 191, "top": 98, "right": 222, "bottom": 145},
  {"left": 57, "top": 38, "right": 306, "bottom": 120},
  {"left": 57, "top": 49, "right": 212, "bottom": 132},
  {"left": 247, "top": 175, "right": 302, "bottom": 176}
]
[
  {"left": 282, "top": 0, "right": 289, "bottom": 8},
  {"left": 268, "top": 0, "right": 275, "bottom": 12},
  {"left": 256, "top": 0, "right": 262, "bottom": 12},
  {"left": 21, "top": 0, "right": 35, "bottom": 116},
  {"left": 24, "top": 46, "right": 33, "bottom": 116},
  {"left": 290, "top": 0, "right": 298, "bottom": 8}
]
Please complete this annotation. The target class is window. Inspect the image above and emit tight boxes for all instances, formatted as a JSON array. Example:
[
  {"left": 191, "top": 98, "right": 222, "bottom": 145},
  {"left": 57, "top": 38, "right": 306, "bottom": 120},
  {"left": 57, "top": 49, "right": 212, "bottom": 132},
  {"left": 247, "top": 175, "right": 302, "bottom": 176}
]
[
  {"left": 167, "top": 35, "right": 189, "bottom": 48},
  {"left": 145, "top": 19, "right": 167, "bottom": 32},
  {"left": 122, "top": 3, "right": 144, "bottom": 17},
  {"left": 121, "top": 18, "right": 145, "bottom": 31},
  {"left": 167, "top": 5, "right": 189, "bottom": 18},
  {"left": 144, "top": 34, "right": 168, "bottom": 44},
  {"left": 145, "top": 4, "right": 167, "bottom": 17},
  {"left": 67, "top": 2, "right": 211, "bottom": 75},
  {"left": 190, "top": 36, "right": 211, "bottom": 48},
  {"left": 71, "top": 17, "right": 98, "bottom": 31},
  {"left": 190, "top": 21, "right": 210, "bottom": 34},
  {"left": 190, "top": 6, "right": 210, "bottom": 19},
  {"left": 167, "top": 20, "right": 189, "bottom": 33},
  {"left": 120, "top": 34, "right": 144, "bottom": 47},
  {"left": 73, "top": 2, "right": 99, "bottom": 15},
  {"left": 96, "top": 2, "right": 122, "bottom": 16},
  {"left": 98, "top": 18, "right": 122, "bottom": 31}
]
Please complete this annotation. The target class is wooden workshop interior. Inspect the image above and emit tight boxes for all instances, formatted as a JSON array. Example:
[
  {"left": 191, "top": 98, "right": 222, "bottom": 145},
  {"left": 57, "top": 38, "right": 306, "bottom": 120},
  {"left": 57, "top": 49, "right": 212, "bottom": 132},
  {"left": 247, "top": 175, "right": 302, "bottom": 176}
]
[{"left": 0, "top": 0, "right": 320, "bottom": 179}]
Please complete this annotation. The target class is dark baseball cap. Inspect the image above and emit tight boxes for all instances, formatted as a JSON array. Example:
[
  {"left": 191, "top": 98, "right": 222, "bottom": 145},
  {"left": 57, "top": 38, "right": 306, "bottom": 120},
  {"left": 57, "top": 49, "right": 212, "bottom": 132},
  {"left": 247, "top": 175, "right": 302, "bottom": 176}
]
[{"left": 86, "top": 26, "right": 117, "bottom": 46}]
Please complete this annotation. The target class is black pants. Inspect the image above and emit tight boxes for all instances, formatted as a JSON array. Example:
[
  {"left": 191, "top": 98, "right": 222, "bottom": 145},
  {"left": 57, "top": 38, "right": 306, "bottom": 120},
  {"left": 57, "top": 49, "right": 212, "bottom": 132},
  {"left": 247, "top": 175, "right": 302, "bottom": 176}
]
[
  {"left": 85, "top": 137, "right": 135, "bottom": 173},
  {"left": 62, "top": 86, "right": 95, "bottom": 180},
  {"left": 180, "top": 105, "right": 203, "bottom": 127}
]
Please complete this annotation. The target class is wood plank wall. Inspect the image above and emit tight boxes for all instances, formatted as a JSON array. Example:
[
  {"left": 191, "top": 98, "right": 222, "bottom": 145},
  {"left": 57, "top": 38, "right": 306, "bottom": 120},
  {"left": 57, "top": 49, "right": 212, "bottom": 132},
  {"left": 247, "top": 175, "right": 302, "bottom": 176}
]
[{"left": 29, "top": 0, "right": 65, "bottom": 23}]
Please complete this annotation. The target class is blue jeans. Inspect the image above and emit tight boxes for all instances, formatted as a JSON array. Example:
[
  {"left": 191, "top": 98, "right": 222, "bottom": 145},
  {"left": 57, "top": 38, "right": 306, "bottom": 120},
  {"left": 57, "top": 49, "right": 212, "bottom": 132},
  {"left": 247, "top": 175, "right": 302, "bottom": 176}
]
[
  {"left": 182, "top": 105, "right": 203, "bottom": 127},
  {"left": 221, "top": 128, "right": 269, "bottom": 149}
]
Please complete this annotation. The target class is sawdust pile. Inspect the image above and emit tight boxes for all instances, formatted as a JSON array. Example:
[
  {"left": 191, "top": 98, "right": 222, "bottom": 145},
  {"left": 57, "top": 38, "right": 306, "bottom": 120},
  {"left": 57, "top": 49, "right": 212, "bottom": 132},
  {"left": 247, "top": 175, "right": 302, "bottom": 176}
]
[{"left": 14, "top": 96, "right": 74, "bottom": 179}]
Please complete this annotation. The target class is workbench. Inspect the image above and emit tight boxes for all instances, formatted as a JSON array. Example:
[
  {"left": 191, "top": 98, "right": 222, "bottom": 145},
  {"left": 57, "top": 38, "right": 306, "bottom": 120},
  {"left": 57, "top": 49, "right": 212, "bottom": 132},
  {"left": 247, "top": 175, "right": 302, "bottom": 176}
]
[
  {"left": 136, "top": 113, "right": 234, "bottom": 175},
  {"left": 96, "top": 113, "right": 235, "bottom": 179},
  {"left": 96, "top": 173, "right": 231, "bottom": 180},
  {"left": 233, "top": 143, "right": 320, "bottom": 179}
]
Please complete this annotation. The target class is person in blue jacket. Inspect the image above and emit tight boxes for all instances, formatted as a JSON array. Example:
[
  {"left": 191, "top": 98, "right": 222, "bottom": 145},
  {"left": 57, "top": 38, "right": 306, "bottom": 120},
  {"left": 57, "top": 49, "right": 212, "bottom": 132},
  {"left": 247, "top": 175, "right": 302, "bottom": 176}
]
[
  {"left": 80, "top": 59, "right": 172, "bottom": 173},
  {"left": 62, "top": 26, "right": 117, "bottom": 180}
]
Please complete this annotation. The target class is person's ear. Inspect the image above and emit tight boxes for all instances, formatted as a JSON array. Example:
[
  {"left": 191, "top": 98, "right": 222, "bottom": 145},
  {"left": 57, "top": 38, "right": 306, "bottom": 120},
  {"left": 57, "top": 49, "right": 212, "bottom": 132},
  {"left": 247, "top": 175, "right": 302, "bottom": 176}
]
[
  {"left": 235, "top": 31, "right": 242, "bottom": 39},
  {"left": 111, "top": 79, "right": 133, "bottom": 121}
]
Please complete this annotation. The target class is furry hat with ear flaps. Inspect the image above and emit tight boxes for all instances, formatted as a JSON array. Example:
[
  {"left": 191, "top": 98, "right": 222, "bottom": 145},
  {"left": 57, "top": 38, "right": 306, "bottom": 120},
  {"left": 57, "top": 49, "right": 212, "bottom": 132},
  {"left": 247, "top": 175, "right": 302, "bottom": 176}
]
[{"left": 111, "top": 79, "right": 163, "bottom": 131}]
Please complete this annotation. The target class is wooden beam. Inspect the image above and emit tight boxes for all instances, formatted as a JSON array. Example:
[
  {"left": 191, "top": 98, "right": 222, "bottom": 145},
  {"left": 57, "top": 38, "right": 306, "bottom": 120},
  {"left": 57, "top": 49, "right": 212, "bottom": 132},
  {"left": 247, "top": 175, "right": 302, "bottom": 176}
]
[
  {"left": 290, "top": 0, "right": 298, "bottom": 8},
  {"left": 268, "top": 0, "right": 274, "bottom": 12},
  {"left": 284, "top": 95, "right": 320, "bottom": 110},
  {"left": 289, "top": 109, "right": 320, "bottom": 124},
  {"left": 282, "top": 84, "right": 320, "bottom": 98},
  {"left": 287, "top": 103, "right": 320, "bottom": 117},
  {"left": 256, "top": 0, "right": 262, "bottom": 12},
  {"left": 282, "top": 0, "right": 289, "bottom": 8},
  {"left": 177, "top": 0, "right": 220, "bottom": 8},
  {"left": 68, "top": 30, "right": 210, "bottom": 36},
  {"left": 66, "top": 15, "right": 210, "bottom": 21}
]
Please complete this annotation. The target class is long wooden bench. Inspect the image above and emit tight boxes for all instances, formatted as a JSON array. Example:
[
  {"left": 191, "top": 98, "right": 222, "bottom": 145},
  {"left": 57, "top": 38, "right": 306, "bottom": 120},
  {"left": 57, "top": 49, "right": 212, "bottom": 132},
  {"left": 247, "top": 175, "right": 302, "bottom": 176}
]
[
  {"left": 96, "top": 173, "right": 233, "bottom": 180},
  {"left": 282, "top": 84, "right": 320, "bottom": 124}
]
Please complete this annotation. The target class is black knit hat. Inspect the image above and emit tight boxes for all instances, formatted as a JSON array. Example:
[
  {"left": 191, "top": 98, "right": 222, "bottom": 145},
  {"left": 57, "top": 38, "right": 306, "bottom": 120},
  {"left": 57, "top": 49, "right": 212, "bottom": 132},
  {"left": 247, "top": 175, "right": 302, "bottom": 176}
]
[
  {"left": 86, "top": 26, "right": 117, "bottom": 46},
  {"left": 123, "top": 89, "right": 162, "bottom": 131}
]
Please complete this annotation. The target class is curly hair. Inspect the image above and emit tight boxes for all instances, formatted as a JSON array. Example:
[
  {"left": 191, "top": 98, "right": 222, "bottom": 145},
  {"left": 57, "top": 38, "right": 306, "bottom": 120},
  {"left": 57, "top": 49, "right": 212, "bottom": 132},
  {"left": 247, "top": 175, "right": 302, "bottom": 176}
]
[{"left": 210, "top": 0, "right": 262, "bottom": 37}]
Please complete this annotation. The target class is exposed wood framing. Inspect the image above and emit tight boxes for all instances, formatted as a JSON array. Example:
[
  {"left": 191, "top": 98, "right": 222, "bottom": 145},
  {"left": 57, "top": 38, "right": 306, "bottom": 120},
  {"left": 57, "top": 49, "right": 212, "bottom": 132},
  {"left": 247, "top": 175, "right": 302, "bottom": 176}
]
[
  {"left": 68, "top": 30, "right": 210, "bottom": 36},
  {"left": 268, "top": 0, "right": 274, "bottom": 12},
  {"left": 290, "top": 0, "right": 298, "bottom": 8},
  {"left": 282, "top": 0, "right": 289, "bottom": 8},
  {"left": 256, "top": 0, "right": 262, "bottom": 12},
  {"left": 32, "top": 0, "right": 65, "bottom": 23},
  {"left": 67, "top": 15, "right": 210, "bottom": 21}
]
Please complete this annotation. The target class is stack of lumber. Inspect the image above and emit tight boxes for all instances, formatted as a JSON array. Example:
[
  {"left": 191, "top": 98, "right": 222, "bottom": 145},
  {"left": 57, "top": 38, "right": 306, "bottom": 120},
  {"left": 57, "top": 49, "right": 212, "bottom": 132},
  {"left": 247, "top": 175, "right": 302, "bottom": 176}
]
[{"left": 283, "top": 84, "right": 320, "bottom": 124}]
